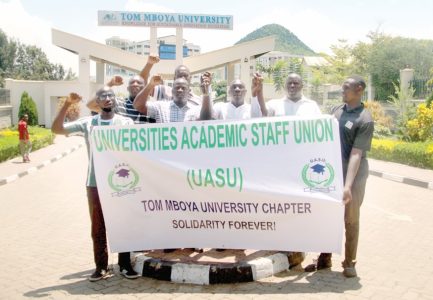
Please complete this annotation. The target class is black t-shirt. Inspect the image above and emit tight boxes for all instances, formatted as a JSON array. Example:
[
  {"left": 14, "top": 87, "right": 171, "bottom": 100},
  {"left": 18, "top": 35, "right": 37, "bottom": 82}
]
[{"left": 332, "top": 103, "right": 374, "bottom": 163}]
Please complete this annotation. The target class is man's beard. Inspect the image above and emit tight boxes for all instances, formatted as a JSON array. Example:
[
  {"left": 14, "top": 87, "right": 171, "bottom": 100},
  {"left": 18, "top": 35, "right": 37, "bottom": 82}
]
[{"left": 102, "top": 107, "right": 112, "bottom": 113}]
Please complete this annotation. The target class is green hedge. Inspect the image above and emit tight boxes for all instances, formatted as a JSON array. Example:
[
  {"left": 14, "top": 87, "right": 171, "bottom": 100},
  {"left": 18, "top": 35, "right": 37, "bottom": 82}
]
[
  {"left": 370, "top": 138, "right": 433, "bottom": 169},
  {"left": 0, "top": 126, "right": 55, "bottom": 162}
]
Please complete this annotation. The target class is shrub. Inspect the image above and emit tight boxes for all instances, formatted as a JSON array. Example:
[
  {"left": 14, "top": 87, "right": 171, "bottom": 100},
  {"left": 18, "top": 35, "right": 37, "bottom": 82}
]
[
  {"left": 427, "top": 93, "right": 433, "bottom": 108},
  {"left": 0, "top": 126, "right": 54, "bottom": 162},
  {"left": 370, "top": 138, "right": 433, "bottom": 169},
  {"left": 364, "top": 101, "right": 393, "bottom": 138},
  {"left": 405, "top": 103, "right": 433, "bottom": 141},
  {"left": 18, "top": 91, "right": 38, "bottom": 125}
]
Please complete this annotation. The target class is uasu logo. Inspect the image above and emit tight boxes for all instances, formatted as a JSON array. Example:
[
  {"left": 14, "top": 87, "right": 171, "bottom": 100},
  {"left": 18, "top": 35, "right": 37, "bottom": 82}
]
[
  {"left": 108, "top": 163, "right": 141, "bottom": 197},
  {"left": 302, "top": 158, "right": 335, "bottom": 192},
  {"left": 103, "top": 13, "right": 117, "bottom": 22}
]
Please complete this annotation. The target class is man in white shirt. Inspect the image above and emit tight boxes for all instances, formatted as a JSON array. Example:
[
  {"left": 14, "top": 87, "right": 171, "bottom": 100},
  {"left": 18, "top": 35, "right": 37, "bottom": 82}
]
[
  {"left": 252, "top": 73, "right": 322, "bottom": 271},
  {"left": 251, "top": 73, "right": 321, "bottom": 117},
  {"left": 200, "top": 72, "right": 263, "bottom": 121},
  {"left": 199, "top": 73, "right": 263, "bottom": 252}
]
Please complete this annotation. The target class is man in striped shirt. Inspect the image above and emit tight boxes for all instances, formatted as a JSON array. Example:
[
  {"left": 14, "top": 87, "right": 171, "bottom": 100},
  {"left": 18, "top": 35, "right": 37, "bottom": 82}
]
[
  {"left": 133, "top": 64, "right": 203, "bottom": 108},
  {"left": 135, "top": 76, "right": 200, "bottom": 123},
  {"left": 134, "top": 75, "right": 202, "bottom": 254},
  {"left": 87, "top": 54, "right": 160, "bottom": 123}
]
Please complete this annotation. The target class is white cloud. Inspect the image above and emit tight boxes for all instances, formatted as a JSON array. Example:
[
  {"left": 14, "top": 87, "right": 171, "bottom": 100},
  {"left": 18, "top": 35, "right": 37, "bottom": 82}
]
[{"left": 0, "top": 0, "right": 77, "bottom": 73}]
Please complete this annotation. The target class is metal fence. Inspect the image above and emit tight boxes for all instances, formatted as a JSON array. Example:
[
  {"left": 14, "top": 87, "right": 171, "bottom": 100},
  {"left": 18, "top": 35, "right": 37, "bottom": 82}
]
[
  {"left": 0, "top": 88, "right": 11, "bottom": 106},
  {"left": 411, "top": 77, "right": 432, "bottom": 99}
]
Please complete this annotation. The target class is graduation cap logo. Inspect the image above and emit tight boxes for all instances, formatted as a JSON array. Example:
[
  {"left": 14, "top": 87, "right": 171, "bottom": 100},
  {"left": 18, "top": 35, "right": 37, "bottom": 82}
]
[
  {"left": 108, "top": 163, "right": 140, "bottom": 193},
  {"left": 310, "top": 163, "right": 326, "bottom": 175},
  {"left": 301, "top": 159, "right": 335, "bottom": 192},
  {"left": 116, "top": 168, "right": 131, "bottom": 178}
]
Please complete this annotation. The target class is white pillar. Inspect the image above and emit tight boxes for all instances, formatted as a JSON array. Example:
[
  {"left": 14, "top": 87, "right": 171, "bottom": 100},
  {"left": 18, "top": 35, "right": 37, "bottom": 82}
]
[
  {"left": 150, "top": 27, "right": 157, "bottom": 55},
  {"left": 400, "top": 68, "right": 414, "bottom": 96},
  {"left": 240, "top": 56, "right": 252, "bottom": 101},
  {"left": 399, "top": 68, "right": 414, "bottom": 117},
  {"left": 176, "top": 27, "right": 183, "bottom": 66},
  {"left": 78, "top": 54, "right": 90, "bottom": 84},
  {"left": 96, "top": 62, "right": 105, "bottom": 85},
  {"left": 78, "top": 54, "right": 91, "bottom": 104}
]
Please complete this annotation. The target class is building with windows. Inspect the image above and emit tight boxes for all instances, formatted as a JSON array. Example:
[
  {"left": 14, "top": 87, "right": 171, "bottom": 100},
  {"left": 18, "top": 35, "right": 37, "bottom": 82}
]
[{"left": 105, "top": 35, "right": 200, "bottom": 77}]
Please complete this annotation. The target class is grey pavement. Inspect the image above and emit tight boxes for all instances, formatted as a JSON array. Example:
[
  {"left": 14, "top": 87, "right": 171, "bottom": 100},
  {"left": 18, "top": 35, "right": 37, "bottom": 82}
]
[
  {"left": 0, "top": 135, "right": 433, "bottom": 299},
  {"left": 0, "top": 135, "right": 84, "bottom": 185}
]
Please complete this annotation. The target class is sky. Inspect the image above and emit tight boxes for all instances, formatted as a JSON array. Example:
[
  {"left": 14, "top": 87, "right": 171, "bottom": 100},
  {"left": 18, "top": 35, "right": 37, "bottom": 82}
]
[{"left": 1, "top": 0, "right": 433, "bottom": 74}]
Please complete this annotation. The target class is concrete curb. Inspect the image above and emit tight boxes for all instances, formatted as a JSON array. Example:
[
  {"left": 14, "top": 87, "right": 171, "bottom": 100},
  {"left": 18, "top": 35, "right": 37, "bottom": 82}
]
[
  {"left": 0, "top": 144, "right": 83, "bottom": 187},
  {"left": 132, "top": 252, "right": 290, "bottom": 285},
  {"left": 369, "top": 169, "right": 433, "bottom": 190}
]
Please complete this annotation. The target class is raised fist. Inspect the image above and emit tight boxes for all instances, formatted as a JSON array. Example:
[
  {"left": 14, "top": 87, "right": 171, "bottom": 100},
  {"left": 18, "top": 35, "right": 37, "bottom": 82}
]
[
  {"left": 67, "top": 93, "right": 82, "bottom": 104},
  {"left": 147, "top": 54, "right": 160, "bottom": 65},
  {"left": 109, "top": 76, "right": 123, "bottom": 87}
]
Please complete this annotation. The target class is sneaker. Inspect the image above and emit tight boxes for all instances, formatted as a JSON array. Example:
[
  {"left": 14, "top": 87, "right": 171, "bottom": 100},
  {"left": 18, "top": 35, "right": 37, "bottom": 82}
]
[
  {"left": 343, "top": 266, "right": 357, "bottom": 278},
  {"left": 89, "top": 269, "right": 109, "bottom": 282},
  {"left": 120, "top": 265, "right": 140, "bottom": 279},
  {"left": 317, "top": 253, "right": 332, "bottom": 270}
]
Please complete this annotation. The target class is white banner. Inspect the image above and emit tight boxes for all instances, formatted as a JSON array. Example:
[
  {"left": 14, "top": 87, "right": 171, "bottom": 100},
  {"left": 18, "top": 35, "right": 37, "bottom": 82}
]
[{"left": 91, "top": 115, "right": 344, "bottom": 253}]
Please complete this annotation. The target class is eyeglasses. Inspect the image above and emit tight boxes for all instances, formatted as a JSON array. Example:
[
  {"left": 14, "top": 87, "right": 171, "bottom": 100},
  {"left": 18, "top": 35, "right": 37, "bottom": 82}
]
[{"left": 99, "top": 93, "right": 115, "bottom": 99}]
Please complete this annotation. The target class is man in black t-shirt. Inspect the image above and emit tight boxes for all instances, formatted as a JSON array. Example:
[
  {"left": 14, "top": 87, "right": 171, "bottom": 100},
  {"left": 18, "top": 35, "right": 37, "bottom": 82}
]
[{"left": 309, "top": 75, "right": 374, "bottom": 278}]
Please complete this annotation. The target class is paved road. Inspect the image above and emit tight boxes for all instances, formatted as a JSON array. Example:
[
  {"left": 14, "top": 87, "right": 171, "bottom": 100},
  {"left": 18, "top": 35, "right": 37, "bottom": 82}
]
[{"left": 1, "top": 146, "right": 433, "bottom": 299}]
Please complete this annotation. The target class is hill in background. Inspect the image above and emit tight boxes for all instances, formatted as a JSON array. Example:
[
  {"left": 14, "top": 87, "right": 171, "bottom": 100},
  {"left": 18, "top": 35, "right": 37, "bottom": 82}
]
[{"left": 235, "top": 24, "right": 316, "bottom": 56}]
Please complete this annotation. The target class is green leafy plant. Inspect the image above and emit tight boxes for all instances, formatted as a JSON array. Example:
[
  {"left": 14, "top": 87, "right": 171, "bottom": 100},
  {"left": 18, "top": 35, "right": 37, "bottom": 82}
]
[
  {"left": 18, "top": 91, "right": 38, "bottom": 125},
  {"left": 364, "top": 101, "right": 393, "bottom": 138},
  {"left": 406, "top": 103, "right": 433, "bottom": 141},
  {"left": 213, "top": 80, "right": 227, "bottom": 102},
  {"left": 370, "top": 138, "right": 433, "bottom": 169}
]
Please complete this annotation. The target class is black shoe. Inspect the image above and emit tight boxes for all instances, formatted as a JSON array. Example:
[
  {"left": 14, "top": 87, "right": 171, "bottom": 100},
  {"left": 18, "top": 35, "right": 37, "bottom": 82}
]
[
  {"left": 304, "top": 253, "right": 333, "bottom": 272},
  {"left": 163, "top": 248, "right": 176, "bottom": 253},
  {"left": 288, "top": 252, "right": 305, "bottom": 270},
  {"left": 119, "top": 265, "right": 140, "bottom": 279},
  {"left": 317, "top": 253, "right": 332, "bottom": 270},
  {"left": 216, "top": 248, "right": 225, "bottom": 252},
  {"left": 89, "top": 268, "right": 110, "bottom": 282}
]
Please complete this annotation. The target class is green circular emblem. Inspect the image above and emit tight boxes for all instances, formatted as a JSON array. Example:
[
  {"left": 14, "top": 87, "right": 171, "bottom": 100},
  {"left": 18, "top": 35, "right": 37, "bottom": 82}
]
[
  {"left": 302, "top": 160, "right": 335, "bottom": 189},
  {"left": 108, "top": 164, "right": 139, "bottom": 192}
]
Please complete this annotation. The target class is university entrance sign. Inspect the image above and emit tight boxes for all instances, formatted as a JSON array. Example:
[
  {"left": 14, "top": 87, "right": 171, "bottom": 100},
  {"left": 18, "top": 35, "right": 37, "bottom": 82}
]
[{"left": 98, "top": 10, "right": 233, "bottom": 30}]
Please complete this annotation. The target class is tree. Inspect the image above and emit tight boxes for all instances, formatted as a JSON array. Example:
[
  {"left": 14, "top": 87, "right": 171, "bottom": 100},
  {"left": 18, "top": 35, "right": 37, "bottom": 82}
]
[
  {"left": 0, "top": 30, "right": 71, "bottom": 83},
  {"left": 323, "top": 39, "right": 354, "bottom": 84},
  {"left": 352, "top": 31, "right": 433, "bottom": 100},
  {"left": 64, "top": 68, "right": 77, "bottom": 80},
  {"left": 272, "top": 60, "right": 289, "bottom": 92},
  {"left": 13, "top": 44, "right": 56, "bottom": 80},
  {"left": 213, "top": 80, "right": 227, "bottom": 101},
  {"left": 0, "top": 29, "right": 17, "bottom": 87},
  {"left": 18, "top": 91, "right": 38, "bottom": 125}
]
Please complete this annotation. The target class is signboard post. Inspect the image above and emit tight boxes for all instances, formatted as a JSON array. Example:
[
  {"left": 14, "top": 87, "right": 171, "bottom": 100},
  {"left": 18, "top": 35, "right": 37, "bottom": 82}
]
[{"left": 98, "top": 10, "right": 234, "bottom": 63}]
